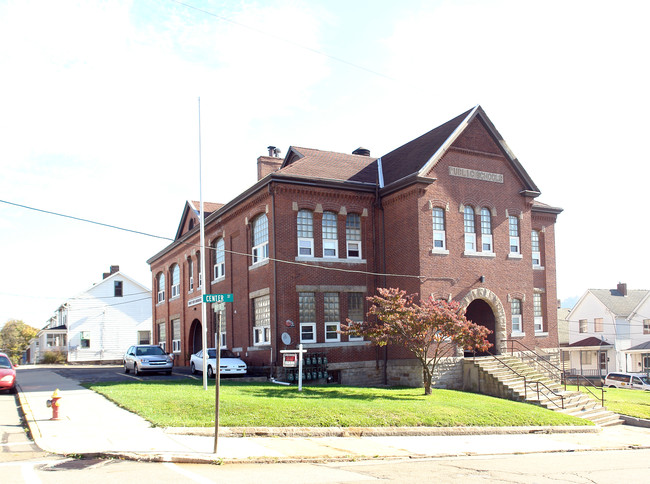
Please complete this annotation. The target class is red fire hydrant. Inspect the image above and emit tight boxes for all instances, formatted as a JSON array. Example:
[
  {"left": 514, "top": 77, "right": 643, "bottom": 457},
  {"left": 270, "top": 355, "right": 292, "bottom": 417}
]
[{"left": 46, "top": 389, "right": 62, "bottom": 420}]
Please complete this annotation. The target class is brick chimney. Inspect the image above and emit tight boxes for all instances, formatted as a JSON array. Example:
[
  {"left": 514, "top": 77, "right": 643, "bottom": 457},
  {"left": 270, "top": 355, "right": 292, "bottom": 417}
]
[
  {"left": 103, "top": 265, "right": 120, "bottom": 279},
  {"left": 617, "top": 282, "right": 627, "bottom": 296},
  {"left": 257, "top": 146, "right": 282, "bottom": 180}
]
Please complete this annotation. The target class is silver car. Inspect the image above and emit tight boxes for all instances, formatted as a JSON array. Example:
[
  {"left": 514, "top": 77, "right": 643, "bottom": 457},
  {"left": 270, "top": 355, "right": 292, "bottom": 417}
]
[{"left": 124, "top": 345, "right": 173, "bottom": 376}]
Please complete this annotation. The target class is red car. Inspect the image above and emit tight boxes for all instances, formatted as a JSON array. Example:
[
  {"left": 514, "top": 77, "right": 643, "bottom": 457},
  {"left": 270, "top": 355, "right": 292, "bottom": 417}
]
[{"left": 0, "top": 352, "right": 16, "bottom": 393}]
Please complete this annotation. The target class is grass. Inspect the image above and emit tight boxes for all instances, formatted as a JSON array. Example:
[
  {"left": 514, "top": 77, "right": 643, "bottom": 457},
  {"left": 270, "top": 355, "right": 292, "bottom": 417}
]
[
  {"left": 86, "top": 380, "right": 591, "bottom": 428},
  {"left": 569, "top": 385, "right": 650, "bottom": 420}
]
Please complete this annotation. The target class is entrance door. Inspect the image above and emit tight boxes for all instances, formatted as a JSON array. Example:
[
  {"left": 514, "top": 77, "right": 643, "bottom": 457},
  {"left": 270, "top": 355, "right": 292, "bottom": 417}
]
[
  {"left": 190, "top": 319, "right": 203, "bottom": 354},
  {"left": 464, "top": 299, "right": 496, "bottom": 356},
  {"left": 599, "top": 352, "right": 608, "bottom": 376}
]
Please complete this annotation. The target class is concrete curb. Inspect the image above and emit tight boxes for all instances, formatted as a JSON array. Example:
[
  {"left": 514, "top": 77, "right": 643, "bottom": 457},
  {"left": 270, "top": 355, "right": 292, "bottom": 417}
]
[
  {"left": 164, "top": 425, "right": 601, "bottom": 438},
  {"left": 620, "top": 415, "right": 650, "bottom": 428}
]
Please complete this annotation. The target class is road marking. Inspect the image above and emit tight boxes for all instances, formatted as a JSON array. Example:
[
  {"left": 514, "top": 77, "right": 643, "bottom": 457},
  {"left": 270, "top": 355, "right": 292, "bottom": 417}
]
[
  {"left": 21, "top": 462, "right": 42, "bottom": 484},
  {"left": 119, "top": 372, "right": 143, "bottom": 381},
  {"left": 163, "top": 462, "right": 215, "bottom": 483}
]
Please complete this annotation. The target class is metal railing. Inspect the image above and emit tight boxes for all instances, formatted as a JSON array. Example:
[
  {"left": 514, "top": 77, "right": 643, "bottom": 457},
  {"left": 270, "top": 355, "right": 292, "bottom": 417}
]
[
  {"left": 502, "top": 339, "right": 564, "bottom": 387},
  {"left": 502, "top": 339, "right": 604, "bottom": 408}
]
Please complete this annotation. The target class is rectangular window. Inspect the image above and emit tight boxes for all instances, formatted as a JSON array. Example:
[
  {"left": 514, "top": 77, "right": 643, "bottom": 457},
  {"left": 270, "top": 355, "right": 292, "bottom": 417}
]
[
  {"left": 324, "top": 292, "right": 340, "bottom": 342},
  {"left": 347, "top": 292, "right": 364, "bottom": 341},
  {"left": 432, "top": 207, "right": 446, "bottom": 251},
  {"left": 137, "top": 331, "right": 151, "bottom": 345},
  {"left": 480, "top": 208, "right": 493, "bottom": 252},
  {"left": 531, "top": 230, "right": 541, "bottom": 267},
  {"left": 114, "top": 280, "right": 123, "bottom": 297},
  {"left": 297, "top": 210, "right": 314, "bottom": 256},
  {"left": 253, "top": 295, "right": 271, "bottom": 345},
  {"left": 346, "top": 213, "right": 362, "bottom": 258},
  {"left": 511, "top": 298, "right": 522, "bottom": 334},
  {"left": 594, "top": 318, "right": 603, "bottom": 332},
  {"left": 322, "top": 212, "right": 338, "bottom": 258},
  {"left": 533, "top": 293, "right": 543, "bottom": 332},
  {"left": 158, "top": 322, "right": 166, "bottom": 351},
  {"left": 188, "top": 260, "right": 194, "bottom": 292},
  {"left": 644, "top": 320, "right": 650, "bottom": 335},
  {"left": 46, "top": 334, "right": 65, "bottom": 347},
  {"left": 579, "top": 319, "right": 588, "bottom": 333},
  {"left": 509, "top": 216, "right": 520, "bottom": 255},
  {"left": 172, "top": 319, "right": 181, "bottom": 353},
  {"left": 464, "top": 207, "right": 476, "bottom": 252},
  {"left": 252, "top": 215, "right": 270, "bottom": 264},
  {"left": 214, "top": 239, "right": 225, "bottom": 280},
  {"left": 299, "top": 292, "right": 316, "bottom": 343},
  {"left": 80, "top": 331, "right": 90, "bottom": 348}
]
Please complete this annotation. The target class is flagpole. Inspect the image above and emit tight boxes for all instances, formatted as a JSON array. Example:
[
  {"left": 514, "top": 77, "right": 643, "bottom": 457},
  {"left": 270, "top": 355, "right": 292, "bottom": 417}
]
[{"left": 199, "top": 97, "right": 208, "bottom": 391}]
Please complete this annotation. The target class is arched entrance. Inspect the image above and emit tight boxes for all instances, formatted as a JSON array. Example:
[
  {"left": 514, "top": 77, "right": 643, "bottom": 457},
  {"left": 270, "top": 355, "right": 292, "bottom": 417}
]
[
  {"left": 465, "top": 299, "right": 496, "bottom": 355},
  {"left": 459, "top": 288, "right": 507, "bottom": 355},
  {"left": 190, "top": 319, "right": 202, "bottom": 354}
]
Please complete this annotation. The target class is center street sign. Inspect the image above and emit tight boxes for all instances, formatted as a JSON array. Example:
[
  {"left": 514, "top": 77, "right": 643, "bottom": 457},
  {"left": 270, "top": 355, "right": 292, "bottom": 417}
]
[{"left": 203, "top": 293, "right": 234, "bottom": 303}]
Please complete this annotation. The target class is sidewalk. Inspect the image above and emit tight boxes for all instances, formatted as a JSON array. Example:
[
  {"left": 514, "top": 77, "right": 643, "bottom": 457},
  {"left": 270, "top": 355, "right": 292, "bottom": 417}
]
[{"left": 15, "top": 367, "right": 650, "bottom": 464}]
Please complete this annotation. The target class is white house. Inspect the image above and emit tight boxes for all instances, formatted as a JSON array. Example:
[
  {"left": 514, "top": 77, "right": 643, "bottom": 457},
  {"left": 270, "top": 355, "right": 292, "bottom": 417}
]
[
  {"left": 564, "top": 283, "right": 650, "bottom": 377},
  {"left": 29, "top": 266, "right": 152, "bottom": 364}
]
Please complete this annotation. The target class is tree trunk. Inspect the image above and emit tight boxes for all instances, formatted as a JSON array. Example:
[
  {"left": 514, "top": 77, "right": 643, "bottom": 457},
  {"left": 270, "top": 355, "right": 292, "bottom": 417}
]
[{"left": 422, "top": 364, "right": 432, "bottom": 395}]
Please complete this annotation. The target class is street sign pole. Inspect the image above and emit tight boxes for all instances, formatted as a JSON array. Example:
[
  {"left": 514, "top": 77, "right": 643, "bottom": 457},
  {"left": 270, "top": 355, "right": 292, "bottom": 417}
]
[{"left": 198, "top": 97, "right": 208, "bottom": 391}]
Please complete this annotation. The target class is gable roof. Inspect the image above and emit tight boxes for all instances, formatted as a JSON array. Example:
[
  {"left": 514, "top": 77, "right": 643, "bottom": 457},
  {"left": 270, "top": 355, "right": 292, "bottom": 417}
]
[
  {"left": 589, "top": 289, "right": 650, "bottom": 318},
  {"left": 378, "top": 105, "right": 541, "bottom": 195},
  {"left": 174, "top": 200, "right": 225, "bottom": 240},
  {"left": 567, "top": 336, "right": 614, "bottom": 348}
]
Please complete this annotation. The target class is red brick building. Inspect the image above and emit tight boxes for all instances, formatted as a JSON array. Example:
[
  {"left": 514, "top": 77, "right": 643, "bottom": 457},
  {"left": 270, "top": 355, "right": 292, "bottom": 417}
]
[{"left": 147, "top": 106, "right": 562, "bottom": 386}]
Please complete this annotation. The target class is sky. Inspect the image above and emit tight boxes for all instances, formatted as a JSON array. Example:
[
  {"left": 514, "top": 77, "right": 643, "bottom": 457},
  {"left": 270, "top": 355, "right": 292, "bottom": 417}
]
[{"left": 1, "top": 0, "right": 649, "bottom": 329}]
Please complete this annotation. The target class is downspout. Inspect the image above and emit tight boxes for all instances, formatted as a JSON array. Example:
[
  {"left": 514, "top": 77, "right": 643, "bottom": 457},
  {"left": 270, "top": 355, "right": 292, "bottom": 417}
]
[
  {"left": 270, "top": 184, "right": 278, "bottom": 379},
  {"left": 375, "top": 161, "right": 388, "bottom": 385}
]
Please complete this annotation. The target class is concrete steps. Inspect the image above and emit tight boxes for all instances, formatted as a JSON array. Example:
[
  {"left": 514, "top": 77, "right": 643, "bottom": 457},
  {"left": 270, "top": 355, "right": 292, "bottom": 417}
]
[{"left": 469, "top": 356, "right": 624, "bottom": 427}]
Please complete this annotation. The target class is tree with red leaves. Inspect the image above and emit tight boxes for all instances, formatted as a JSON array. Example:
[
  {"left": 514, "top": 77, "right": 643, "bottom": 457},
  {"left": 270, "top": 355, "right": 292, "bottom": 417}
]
[{"left": 342, "top": 288, "right": 492, "bottom": 395}]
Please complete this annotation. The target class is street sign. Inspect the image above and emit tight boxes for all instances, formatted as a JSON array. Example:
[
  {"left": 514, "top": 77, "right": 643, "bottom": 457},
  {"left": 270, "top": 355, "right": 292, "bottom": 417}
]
[{"left": 203, "top": 293, "right": 234, "bottom": 303}]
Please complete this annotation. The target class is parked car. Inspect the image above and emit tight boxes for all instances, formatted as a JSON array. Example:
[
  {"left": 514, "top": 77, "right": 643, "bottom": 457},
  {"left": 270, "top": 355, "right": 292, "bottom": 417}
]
[
  {"left": 123, "top": 345, "right": 173, "bottom": 376},
  {"left": 604, "top": 372, "right": 650, "bottom": 390},
  {"left": 0, "top": 352, "right": 17, "bottom": 393},
  {"left": 190, "top": 348, "right": 247, "bottom": 377}
]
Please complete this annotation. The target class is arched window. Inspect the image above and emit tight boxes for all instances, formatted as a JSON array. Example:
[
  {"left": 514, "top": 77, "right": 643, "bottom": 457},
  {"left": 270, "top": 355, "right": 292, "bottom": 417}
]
[
  {"left": 188, "top": 258, "right": 194, "bottom": 291},
  {"left": 432, "top": 207, "right": 446, "bottom": 251},
  {"left": 464, "top": 206, "right": 476, "bottom": 252},
  {"left": 346, "top": 213, "right": 361, "bottom": 258},
  {"left": 196, "top": 251, "right": 202, "bottom": 289},
  {"left": 297, "top": 210, "right": 314, "bottom": 256},
  {"left": 252, "top": 214, "right": 269, "bottom": 264},
  {"left": 170, "top": 264, "right": 180, "bottom": 299},
  {"left": 213, "top": 238, "right": 225, "bottom": 279},
  {"left": 511, "top": 298, "right": 522, "bottom": 334},
  {"left": 531, "top": 230, "right": 541, "bottom": 267},
  {"left": 157, "top": 273, "right": 165, "bottom": 303},
  {"left": 480, "top": 208, "right": 493, "bottom": 252},
  {"left": 322, "top": 211, "right": 338, "bottom": 258}
]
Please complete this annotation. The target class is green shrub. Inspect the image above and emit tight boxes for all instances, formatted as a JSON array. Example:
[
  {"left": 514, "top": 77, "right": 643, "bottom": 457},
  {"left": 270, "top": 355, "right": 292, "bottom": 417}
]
[{"left": 41, "top": 351, "right": 67, "bottom": 364}]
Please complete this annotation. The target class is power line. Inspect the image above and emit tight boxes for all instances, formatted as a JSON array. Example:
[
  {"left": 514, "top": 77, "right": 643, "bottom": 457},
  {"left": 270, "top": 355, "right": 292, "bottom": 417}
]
[{"left": 169, "top": 0, "right": 396, "bottom": 81}]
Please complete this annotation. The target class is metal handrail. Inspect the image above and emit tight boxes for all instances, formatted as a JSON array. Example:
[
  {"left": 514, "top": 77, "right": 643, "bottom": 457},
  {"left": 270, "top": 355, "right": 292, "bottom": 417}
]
[
  {"left": 503, "top": 339, "right": 604, "bottom": 407},
  {"left": 502, "top": 339, "right": 564, "bottom": 386},
  {"left": 485, "top": 350, "right": 565, "bottom": 409}
]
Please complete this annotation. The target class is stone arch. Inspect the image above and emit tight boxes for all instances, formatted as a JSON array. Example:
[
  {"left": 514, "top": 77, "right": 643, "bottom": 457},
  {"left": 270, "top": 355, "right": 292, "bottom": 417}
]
[{"left": 459, "top": 288, "right": 507, "bottom": 355}]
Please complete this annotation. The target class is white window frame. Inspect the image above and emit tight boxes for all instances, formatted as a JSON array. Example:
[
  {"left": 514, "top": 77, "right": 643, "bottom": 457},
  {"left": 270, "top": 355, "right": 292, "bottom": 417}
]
[
  {"left": 216, "top": 303, "right": 227, "bottom": 349},
  {"left": 322, "top": 211, "right": 338, "bottom": 258},
  {"left": 346, "top": 213, "right": 362, "bottom": 259},
  {"left": 347, "top": 292, "right": 364, "bottom": 342},
  {"left": 188, "top": 259, "right": 194, "bottom": 292},
  {"left": 157, "top": 273, "right": 165, "bottom": 303},
  {"left": 644, "top": 319, "right": 650, "bottom": 335},
  {"left": 509, "top": 216, "right": 521, "bottom": 256},
  {"left": 324, "top": 292, "right": 340, "bottom": 342},
  {"left": 297, "top": 210, "right": 314, "bottom": 257},
  {"left": 252, "top": 214, "right": 269, "bottom": 265},
  {"left": 579, "top": 319, "right": 588, "bottom": 333},
  {"left": 213, "top": 238, "right": 225, "bottom": 280},
  {"left": 172, "top": 319, "right": 181, "bottom": 354},
  {"left": 253, "top": 295, "right": 271, "bottom": 346},
  {"left": 432, "top": 207, "right": 447, "bottom": 253},
  {"left": 480, "top": 208, "right": 493, "bottom": 253},
  {"left": 300, "top": 323, "right": 317, "bottom": 344},
  {"left": 171, "top": 265, "right": 180, "bottom": 299},
  {"left": 464, "top": 206, "right": 476, "bottom": 253},
  {"left": 531, "top": 230, "right": 541, "bottom": 267},
  {"left": 594, "top": 317, "right": 603, "bottom": 332},
  {"left": 158, "top": 323, "right": 166, "bottom": 352},
  {"left": 533, "top": 294, "right": 543, "bottom": 333},
  {"left": 511, "top": 298, "right": 523, "bottom": 335}
]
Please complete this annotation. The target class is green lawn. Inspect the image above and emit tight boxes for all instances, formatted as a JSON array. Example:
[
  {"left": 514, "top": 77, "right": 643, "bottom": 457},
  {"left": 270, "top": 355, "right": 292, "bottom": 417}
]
[
  {"left": 569, "top": 385, "right": 650, "bottom": 420},
  {"left": 86, "top": 380, "right": 591, "bottom": 428}
]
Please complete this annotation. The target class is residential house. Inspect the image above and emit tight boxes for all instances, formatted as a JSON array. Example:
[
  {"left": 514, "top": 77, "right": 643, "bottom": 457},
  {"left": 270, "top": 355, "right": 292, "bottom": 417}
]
[
  {"left": 28, "top": 266, "right": 152, "bottom": 363},
  {"left": 563, "top": 283, "right": 650, "bottom": 377},
  {"left": 147, "top": 106, "right": 562, "bottom": 387}
]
